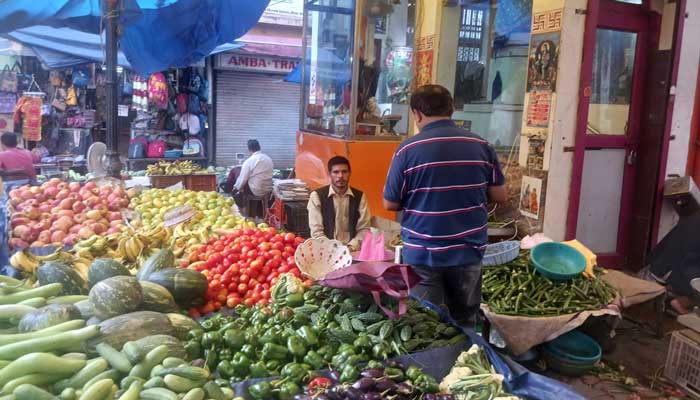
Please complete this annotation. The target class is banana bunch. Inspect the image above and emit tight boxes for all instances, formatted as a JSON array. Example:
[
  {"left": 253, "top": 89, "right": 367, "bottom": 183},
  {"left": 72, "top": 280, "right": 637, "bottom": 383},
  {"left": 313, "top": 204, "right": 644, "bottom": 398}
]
[
  {"left": 71, "top": 236, "right": 111, "bottom": 260},
  {"left": 171, "top": 225, "right": 213, "bottom": 258},
  {"left": 139, "top": 225, "right": 172, "bottom": 249},
  {"left": 115, "top": 235, "right": 145, "bottom": 263},
  {"left": 10, "top": 248, "right": 72, "bottom": 274},
  {"left": 146, "top": 160, "right": 203, "bottom": 176}
]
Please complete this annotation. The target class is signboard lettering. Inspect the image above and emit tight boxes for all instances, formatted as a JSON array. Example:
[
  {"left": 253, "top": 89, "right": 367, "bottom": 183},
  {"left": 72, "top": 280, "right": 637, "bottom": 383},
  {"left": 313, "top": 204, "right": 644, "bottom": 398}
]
[{"left": 216, "top": 53, "right": 299, "bottom": 74}]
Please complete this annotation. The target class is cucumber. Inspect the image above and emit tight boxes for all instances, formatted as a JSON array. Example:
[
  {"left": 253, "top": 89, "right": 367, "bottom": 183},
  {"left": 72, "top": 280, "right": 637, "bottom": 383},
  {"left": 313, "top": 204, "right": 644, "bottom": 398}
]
[
  {"left": 54, "top": 357, "right": 108, "bottom": 392},
  {"left": 163, "top": 375, "right": 201, "bottom": 393},
  {"left": 60, "top": 388, "right": 76, "bottom": 400},
  {"left": 143, "top": 377, "right": 165, "bottom": 389},
  {"left": 182, "top": 388, "right": 204, "bottom": 400},
  {"left": 2, "top": 373, "right": 68, "bottom": 395},
  {"left": 13, "top": 384, "right": 55, "bottom": 400},
  {"left": 127, "top": 364, "right": 149, "bottom": 379},
  {"left": 0, "top": 325, "right": 99, "bottom": 360},
  {"left": 221, "top": 388, "right": 234, "bottom": 400},
  {"left": 155, "top": 367, "right": 209, "bottom": 381},
  {"left": 117, "top": 380, "right": 141, "bottom": 400},
  {"left": 17, "top": 298, "right": 46, "bottom": 308},
  {"left": 78, "top": 378, "right": 113, "bottom": 400},
  {"left": 61, "top": 353, "right": 87, "bottom": 361},
  {"left": 82, "top": 369, "right": 118, "bottom": 391},
  {"left": 95, "top": 343, "right": 132, "bottom": 373},
  {"left": 143, "top": 345, "right": 169, "bottom": 371},
  {"left": 0, "top": 305, "right": 35, "bottom": 321},
  {"left": 0, "top": 320, "right": 85, "bottom": 346},
  {"left": 48, "top": 295, "right": 89, "bottom": 305},
  {"left": 0, "top": 353, "right": 86, "bottom": 388},
  {"left": 0, "top": 395, "right": 14, "bottom": 400},
  {"left": 0, "top": 284, "right": 63, "bottom": 305},
  {"left": 140, "top": 388, "right": 178, "bottom": 400},
  {"left": 119, "top": 377, "right": 144, "bottom": 390},
  {"left": 203, "top": 382, "right": 225, "bottom": 400},
  {"left": 162, "top": 358, "right": 186, "bottom": 368},
  {"left": 121, "top": 342, "right": 142, "bottom": 364},
  {"left": 150, "top": 365, "right": 165, "bottom": 379}
]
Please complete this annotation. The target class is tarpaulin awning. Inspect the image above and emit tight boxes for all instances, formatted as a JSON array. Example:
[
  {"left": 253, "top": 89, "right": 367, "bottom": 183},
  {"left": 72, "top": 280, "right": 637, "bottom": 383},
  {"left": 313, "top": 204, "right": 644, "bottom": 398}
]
[
  {"left": 3, "top": 26, "right": 243, "bottom": 70},
  {"left": 0, "top": 0, "right": 269, "bottom": 74},
  {"left": 235, "top": 33, "right": 302, "bottom": 59}
]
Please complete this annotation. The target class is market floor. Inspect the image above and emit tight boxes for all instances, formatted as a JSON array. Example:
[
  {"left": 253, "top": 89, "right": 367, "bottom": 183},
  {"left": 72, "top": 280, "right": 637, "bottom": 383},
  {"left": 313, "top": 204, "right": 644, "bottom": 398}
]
[{"left": 532, "top": 302, "right": 694, "bottom": 399}]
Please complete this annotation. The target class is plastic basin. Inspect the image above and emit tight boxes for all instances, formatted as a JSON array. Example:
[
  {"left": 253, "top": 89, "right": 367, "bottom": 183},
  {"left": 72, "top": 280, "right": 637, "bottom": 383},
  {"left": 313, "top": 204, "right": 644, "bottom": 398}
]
[
  {"left": 530, "top": 242, "right": 586, "bottom": 281},
  {"left": 543, "top": 330, "right": 602, "bottom": 376}
]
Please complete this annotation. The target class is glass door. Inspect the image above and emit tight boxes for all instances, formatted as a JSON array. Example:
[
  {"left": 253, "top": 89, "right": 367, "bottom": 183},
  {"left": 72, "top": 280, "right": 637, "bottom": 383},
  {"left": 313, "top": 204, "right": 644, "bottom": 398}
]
[{"left": 568, "top": 0, "right": 651, "bottom": 266}]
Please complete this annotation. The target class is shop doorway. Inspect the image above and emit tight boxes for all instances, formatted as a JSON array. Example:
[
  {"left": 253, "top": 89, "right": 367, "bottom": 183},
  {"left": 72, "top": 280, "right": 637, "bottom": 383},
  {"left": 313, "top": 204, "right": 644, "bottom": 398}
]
[{"left": 567, "top": 0, "right": 660, "bottom": 267}]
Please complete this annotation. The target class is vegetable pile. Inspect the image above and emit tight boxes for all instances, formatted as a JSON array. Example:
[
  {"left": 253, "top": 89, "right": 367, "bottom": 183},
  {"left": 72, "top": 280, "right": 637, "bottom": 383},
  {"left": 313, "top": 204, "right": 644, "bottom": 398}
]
[
  {"left": 184, "top": 228, "right": 307, "bottom": 315},
  {"left": 438, "top": 345, "right": 518, "bottom": 399},
  {"left": 186, "top": 284, "right": 467, "bottom": 388},
  {"left": 481, "top": 255, "right": 618, "bottom": 316}
]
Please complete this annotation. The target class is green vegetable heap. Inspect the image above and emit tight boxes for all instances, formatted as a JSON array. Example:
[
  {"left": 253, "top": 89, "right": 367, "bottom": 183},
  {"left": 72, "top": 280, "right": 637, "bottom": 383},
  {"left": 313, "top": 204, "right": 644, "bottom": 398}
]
[
  {"left": 482, "top": 254, "right": 618, "bottom": 316},
  {"left": 187, "top": 286, "right": 467, "bottom": 387}
]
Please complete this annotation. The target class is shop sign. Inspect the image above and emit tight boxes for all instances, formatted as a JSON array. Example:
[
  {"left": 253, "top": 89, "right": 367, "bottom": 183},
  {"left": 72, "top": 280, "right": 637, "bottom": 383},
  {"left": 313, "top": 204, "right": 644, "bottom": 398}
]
[
  {"left": 261, "top": 0, "right": 303, "bottom": 25},
  {"left": 216, "top": 54, "right": 299, "bottom": 74}
]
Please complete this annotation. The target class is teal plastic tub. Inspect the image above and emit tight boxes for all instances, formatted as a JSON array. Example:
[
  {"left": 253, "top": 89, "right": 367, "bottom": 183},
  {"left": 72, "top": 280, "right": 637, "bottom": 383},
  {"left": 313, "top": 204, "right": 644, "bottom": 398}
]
[
  {"left": 530, "top": 242, "right": 586, "bottom": 281},
  {"left": 543, "top": 330, "right": 602, "bottom": 376}
]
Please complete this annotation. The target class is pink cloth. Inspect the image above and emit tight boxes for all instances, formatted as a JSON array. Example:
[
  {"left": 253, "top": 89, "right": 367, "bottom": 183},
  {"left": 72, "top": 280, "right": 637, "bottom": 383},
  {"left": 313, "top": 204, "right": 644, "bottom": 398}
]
[{"left": 0, "top": 148, "right": 38, "bottom": 180}]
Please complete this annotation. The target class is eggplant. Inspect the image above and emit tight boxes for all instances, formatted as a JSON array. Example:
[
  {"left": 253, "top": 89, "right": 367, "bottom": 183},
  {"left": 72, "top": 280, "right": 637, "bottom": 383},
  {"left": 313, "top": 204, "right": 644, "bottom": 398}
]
[
  {"left": 344, "top": 388, "right": 364, "bottom": 400},
  {"left": 360, "top": 368, "right": 384, "bottom": 379},
  {"left": 315, "top": 395, "right": 331, "bottom": 400},
  {"left": 329, "top": 370, "right": 341, "bottom": 383},
  {"left": 191, "top": 359, "right": 205, "bottom": 368},
  {"left": 374, "top": 377, "right": 397, "bottom": 392},
  {"left": 437, "top": 395, "right": 455, "bottom": 400},
  {"left": 395, "top": 382, "right": 414, "bottom": 395},
  {"left": 292, "top": 396, "right": 313, "bottom": 400},
  {"left": 352, "top": 377, "right": 376, "bottom": 392},
  {"left": 363, "top": 393, "right": 382, "bottom": 400},
  {"left": 387, "top": 360, "right": 405, "bottom": 369},
  {"left": 422, "top": 394, "right": 437, "bottom": 400}
]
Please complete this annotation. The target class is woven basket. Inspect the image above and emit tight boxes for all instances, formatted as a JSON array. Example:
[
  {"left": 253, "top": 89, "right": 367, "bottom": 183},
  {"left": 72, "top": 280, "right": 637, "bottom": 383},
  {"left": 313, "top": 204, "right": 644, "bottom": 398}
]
[
  {"left": 294, "top": 238, "right": 352, "bottom": 280},
  {"left": 482, "top": 241, "right": 520, "bottom": 266}
]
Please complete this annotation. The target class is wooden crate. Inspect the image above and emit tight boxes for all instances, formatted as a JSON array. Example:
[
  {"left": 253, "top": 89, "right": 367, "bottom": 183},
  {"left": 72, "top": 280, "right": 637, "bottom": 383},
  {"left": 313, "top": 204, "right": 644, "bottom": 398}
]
[
  {"left": 150, "top": 175, "right": 186, "bottom": 189},
  {"left": 185, "top": 174, "right": 218, "bottom": 192}
]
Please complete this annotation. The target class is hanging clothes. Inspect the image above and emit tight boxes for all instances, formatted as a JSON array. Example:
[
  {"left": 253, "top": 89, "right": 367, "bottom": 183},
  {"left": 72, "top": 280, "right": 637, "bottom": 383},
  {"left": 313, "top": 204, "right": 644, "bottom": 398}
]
[{"left": 13, "top": 96, "right": 42, "bottom": 141}]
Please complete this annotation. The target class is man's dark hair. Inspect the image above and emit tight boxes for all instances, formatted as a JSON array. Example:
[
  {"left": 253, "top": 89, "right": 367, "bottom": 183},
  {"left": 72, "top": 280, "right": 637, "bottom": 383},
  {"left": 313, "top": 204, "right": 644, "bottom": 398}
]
[
  {"left": 328, "top": 156, "right": 351, "bottom": 172},
  {"left": 1, "top": 132, "right": 17, "bottom": 148},
  {"left": 410, "top": 84, "right": 454, "bottom": 117},
  {"left": 247, "top": 139, "right": 261, "bottom": 152}
]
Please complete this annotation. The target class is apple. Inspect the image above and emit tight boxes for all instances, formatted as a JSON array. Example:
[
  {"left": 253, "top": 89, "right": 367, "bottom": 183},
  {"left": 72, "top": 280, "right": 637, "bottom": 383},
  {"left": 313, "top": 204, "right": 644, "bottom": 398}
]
[
  {"left": 63, "top": 234, "right": 79, "bottom": 246},
  {"left": 68, "top": 182, "right": 81, "bottom": 192},
  {"left": 56, "top": 189, "right": 70, "bottom": 200},
  {"left": 90, "top": 223, "right": 105, "bottom": 234},
  {"left": 8, "top": 238, "right": 29, "bottom": 250},
  {"left": 106, "top": 227, "right": 121, "bottom": 234},
  {"left": 78, "top": 226, "right": 95, "bottom": 240},
  {"left": 44, "top": 186, "right": 58, "bottom": 198},
  {"left": 50, "top": 230, "right": 66, "bottom": 244},
  {"left": 73, "top": 213, "right": 87, "bottom": 224},
  {"left": 10, "top": 217, "right": 30, "bottom": 229},
  {"left": 57, "top": 182, "right": 68, "bottom": 191},
  {"left": 23, "top": 207, "right": 39, "bottom": 220},
  {"left": 38, "top": 231, "right": 51, "bottom": 243},
  {"left": 13, "top": 225, "right": 31, "bottom": 241},
  {"left": 72, "top": 202, "right": 87, "bottom": 213},
  {"left": 59, "top": 199, "right": 73, "bottom": 210},
  {"left": 86, "top": 196, "right": 101, "bottom": 207},
  {"left": 38, "top": 204, "right": 52, "bottom": 214},
  {"left": 86, "top": 210, "right": 102, "bottom": 220},
  {"left": 69, "top": 225, "right": 82, "bottom": 234}
]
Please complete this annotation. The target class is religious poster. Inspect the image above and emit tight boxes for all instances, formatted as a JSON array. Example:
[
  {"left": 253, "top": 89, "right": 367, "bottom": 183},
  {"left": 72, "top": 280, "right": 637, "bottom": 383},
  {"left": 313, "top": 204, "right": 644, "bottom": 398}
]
[
  {"left": 526, "top": 32, "right": 560, "bottom": 92},
  {"left": 415, "top": 35, "right": 435, "bottom": 88},
  {"left": 527, "top": 138, "right": 545, "bottom": 170},
  {"left": 520, "top": 176, "right": 542, "bottom": 219},
  {"left": 526, "top": 91, "right": 552, "bottom": 128}
]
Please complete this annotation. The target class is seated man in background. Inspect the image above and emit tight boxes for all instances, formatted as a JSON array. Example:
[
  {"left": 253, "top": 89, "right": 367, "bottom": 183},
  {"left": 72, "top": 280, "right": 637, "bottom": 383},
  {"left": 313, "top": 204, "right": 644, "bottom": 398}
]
[
  {"left": 307, "top": 156, "right": 371, "bottom": 251},
  {"left": 228, "top": 139, "right": 273, "bottom": 215},
  {"left": 0, "top": 132, "right": 39, "bottom": 184}
]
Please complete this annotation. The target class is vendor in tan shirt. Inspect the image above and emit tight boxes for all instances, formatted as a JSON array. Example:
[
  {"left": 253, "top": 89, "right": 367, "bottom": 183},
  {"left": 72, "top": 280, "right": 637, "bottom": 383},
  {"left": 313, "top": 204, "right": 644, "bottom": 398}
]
[{"left": 307, "top": 156, "right": 371, "bottom": 251}]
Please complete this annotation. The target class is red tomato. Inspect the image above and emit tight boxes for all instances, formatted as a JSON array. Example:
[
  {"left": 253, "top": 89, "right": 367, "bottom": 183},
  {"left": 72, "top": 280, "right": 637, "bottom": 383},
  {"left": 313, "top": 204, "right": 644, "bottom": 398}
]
[
  {"left": 258, "top": 242, "right": 272, "bottom": 252},
  {"left": 226, "top": 297, "right": 240, "bottom": 308},
  {"left": 261, "top": 289, "right": 270, "bottom": 299},
  {"left": 284, "top": 232, "right": 296, "bottom": 242},
  {"left": 283, "top": 246, "right": 295, "bottom": 254},
  {"left": 278, "top": 265, "right": 290, "bottom": 273},
  {"left": 237, "top": 283, "right": 248, "bottom": 294},
  {"left": 286, "top": 256, "right": 296, "bottom": 265},
  {"left": 272, "top": 242, "right": 284, "bottom": 251},
  {"left": 295, "top": 237, "right": 305, "bottom": 245},
  {"left": 239, "top": 274, "right": 250, "bottom": 284},
  {"left": 244, "top": 298, "right": 255, "bottom": 307}
]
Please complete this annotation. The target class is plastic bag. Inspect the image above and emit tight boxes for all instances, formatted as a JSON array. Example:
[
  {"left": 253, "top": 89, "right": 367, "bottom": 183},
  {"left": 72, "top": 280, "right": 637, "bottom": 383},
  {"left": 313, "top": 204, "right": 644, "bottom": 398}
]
[{"left": 358, "top": 228, "right": 386, "bottom": 261}]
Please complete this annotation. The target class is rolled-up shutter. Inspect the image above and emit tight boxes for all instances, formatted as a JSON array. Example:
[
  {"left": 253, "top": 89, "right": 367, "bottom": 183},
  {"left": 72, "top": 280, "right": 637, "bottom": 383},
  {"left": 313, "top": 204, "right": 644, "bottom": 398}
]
[{"left": 215, "top": 71, "right": 300, "bottom": 168}]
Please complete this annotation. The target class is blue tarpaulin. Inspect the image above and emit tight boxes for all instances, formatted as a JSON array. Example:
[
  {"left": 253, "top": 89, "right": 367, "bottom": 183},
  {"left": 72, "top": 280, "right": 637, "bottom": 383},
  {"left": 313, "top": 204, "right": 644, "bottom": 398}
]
[
  {"left": 3, "top": 26, "right": 243, "bottom": 70},
  {"left": 0, "top": 0, "right": 269, "bottom": 74}
]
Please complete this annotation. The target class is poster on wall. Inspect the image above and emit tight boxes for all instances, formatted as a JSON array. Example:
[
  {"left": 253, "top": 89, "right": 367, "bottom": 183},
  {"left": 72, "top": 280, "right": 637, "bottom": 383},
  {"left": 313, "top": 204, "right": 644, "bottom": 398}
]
[
  {"left": 520, "top": 176, "right": 543, "bottom": 219},
  {"left": 525, "top": 91, "right": 552, "bottom": 128},
  {"left": 415, "top": 35, "right": 435, "bottom": 88},
  {"left": 527, "top": 138, "right": 545, "bottom": 170},
  {"left": 526, "top": 32, "right": 560, "bottom": 92}
]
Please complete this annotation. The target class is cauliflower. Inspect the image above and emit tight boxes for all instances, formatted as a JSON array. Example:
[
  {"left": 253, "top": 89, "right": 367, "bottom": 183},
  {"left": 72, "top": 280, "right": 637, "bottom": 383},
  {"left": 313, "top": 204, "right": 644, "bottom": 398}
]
[{"left": 439, "top": 367, "right": 473, "bottom": 393}]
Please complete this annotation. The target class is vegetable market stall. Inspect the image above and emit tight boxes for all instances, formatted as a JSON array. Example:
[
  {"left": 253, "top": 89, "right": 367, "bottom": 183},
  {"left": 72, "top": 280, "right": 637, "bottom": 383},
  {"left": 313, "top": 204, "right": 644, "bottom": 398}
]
[{"left": 481, "top": 253, "right": 666, "bottom": 356}]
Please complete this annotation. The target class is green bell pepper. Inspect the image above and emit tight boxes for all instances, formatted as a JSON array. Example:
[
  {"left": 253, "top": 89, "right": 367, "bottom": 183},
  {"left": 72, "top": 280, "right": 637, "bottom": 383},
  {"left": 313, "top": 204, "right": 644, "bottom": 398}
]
[
  {"left": 286, "top": 335, "right": 307, "bottom": 358},
  {"left": 216, "top": 360, "right": 236, "bottom": 378},
  {"left": 184, "top": 340, "right": 202, "bottom": 360},
  {"left": 372, "top": 343, "right": 390, "bottom": 359},
  {"left": 223, "top": 329, "right": 246, "bottom": 351},
  {"left": 296, "top": 326, "right": 318, "bottom": 347},
  {"left": 339, "top": 364, "right": 360, "bottom": 383},
  {"left": 406, "top": 366, "right": 423, "bottom": 381},
  {"left": 204, "top": 349, "right": 218, "bottom": 369},
  {"left": 262, "top": 343, "right": 289, "bottom": 361},
  {"left": 218, "top": 348, "right": 233, "bottom": 361},
  {"left": 338, "top": 344, "right": 355, "bottom": 354},
  {"left": 265, "top": 360, "right": 281, "bottom": 374},
  {"left": 231, "top": 353, "right": 252, "bottom": 376},
  {"left": 384, "top": 367, "right": 405, "bottom": 381},
  {"left": 353, "top": 335, "right": 371, "bottom": 351},
  {"left": 240, "top": 344, "right": 256, "bottom": 359},
  {"left": 367, "top": 360, "right": 384, "bottom": 369},
  {"left": 243, "top": 331, "right": 259, "bottom": 347},
  {"left": 201, "top": 331, "right": 222, "bottom": 348},
  {"left": 200, "top": 319, "right": 216, "bottom": 331},
  {"left": 285, "top": 293, "right": 304, "bottom": 307},
  {"left": 260, "top": 327, "right": 283, "bottom": 345},
  {"left": 249, "top": 361, "right": 269, "bottom": 378},
  {"left": 278, "top": 382, "right": 301, "bottom": 400},
  {"left": 303, "top": 351, "right": 325, "bottom": 370},
  {"left": 415, "top": 374, "right": 440, "bottom": 393},
  {"left": 280, "top": 363, "right": 307, "bottom": 383},
  {"left": 186, "top": 328, "right": 204, "bottom": 341},
  {"left": 317, "top": 345, "right": 335, "bottom": 362},
  {"left": 247, "top": 381, "right": 273, "bottom": 399}
]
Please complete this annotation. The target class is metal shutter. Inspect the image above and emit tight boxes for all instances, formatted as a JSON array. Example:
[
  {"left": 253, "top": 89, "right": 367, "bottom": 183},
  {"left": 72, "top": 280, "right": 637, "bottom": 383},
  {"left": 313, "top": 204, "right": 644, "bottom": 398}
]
[{"left": 215, "top": 71, "right": 300, "bottom": 168}]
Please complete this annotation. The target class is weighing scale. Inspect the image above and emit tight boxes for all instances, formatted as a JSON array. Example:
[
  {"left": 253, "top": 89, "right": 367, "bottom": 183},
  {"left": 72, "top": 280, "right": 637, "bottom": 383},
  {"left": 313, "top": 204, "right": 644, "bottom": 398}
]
[{"left": 677, "top": 278, "right": 700, "bottom": 332}]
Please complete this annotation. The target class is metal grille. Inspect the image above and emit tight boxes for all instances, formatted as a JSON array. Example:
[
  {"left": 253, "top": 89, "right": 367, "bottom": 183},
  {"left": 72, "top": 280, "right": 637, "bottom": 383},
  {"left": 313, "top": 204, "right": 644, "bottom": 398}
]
[
  {"left": 457, "top": 7, "right": 485, "bottom": 62},
  {"left": 215, "top": 71, "right": 300, "bottom": 168}
]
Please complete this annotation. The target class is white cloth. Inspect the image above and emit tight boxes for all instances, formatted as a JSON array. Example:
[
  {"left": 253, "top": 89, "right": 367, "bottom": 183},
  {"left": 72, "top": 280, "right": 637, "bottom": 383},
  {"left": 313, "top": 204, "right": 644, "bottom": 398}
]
[{"left": 234, "top": 151, "right": 273, "bottom": 197}]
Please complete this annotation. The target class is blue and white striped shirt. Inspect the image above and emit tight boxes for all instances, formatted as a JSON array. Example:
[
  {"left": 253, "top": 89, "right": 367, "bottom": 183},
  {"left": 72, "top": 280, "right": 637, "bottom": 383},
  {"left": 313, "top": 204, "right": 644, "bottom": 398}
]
[{"left": 383, "top": 120, "right": 505, "bottom": 267}]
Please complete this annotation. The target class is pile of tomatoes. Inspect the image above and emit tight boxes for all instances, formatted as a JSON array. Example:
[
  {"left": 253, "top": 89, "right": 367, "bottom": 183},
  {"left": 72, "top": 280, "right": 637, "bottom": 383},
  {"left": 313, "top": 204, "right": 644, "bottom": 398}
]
[{"left": 184, "top": 227, "right": 310, "bottom": 316}]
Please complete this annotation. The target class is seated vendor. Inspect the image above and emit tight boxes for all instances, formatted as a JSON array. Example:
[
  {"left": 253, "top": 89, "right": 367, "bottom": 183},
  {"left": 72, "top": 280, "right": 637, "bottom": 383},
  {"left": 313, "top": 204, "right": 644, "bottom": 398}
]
[
  {"left": 0, "top": 132, "right": 40, "bottom": 183},
  {"left": 307, "top": 156, "right": 371, "bottom": 251},
  {"left": 225, "top": 140, "right": 273, "bottom": 215}
]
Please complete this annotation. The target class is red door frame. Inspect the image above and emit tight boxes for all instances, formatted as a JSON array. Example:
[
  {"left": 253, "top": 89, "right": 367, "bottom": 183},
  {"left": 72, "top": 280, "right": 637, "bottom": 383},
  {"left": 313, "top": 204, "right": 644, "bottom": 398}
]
[
  {"left": 687, "top": 68, "right": 700, "bottom": 183},
  {"left": 565, "top": 0, "right": 653, "bottom": 266}
]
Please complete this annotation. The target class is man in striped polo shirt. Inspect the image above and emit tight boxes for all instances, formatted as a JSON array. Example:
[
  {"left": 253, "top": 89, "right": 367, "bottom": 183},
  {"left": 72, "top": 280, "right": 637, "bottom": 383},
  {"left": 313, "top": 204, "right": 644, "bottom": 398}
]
[{"left": 383, "top": 84, "right": 506, "bottom": 328}]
